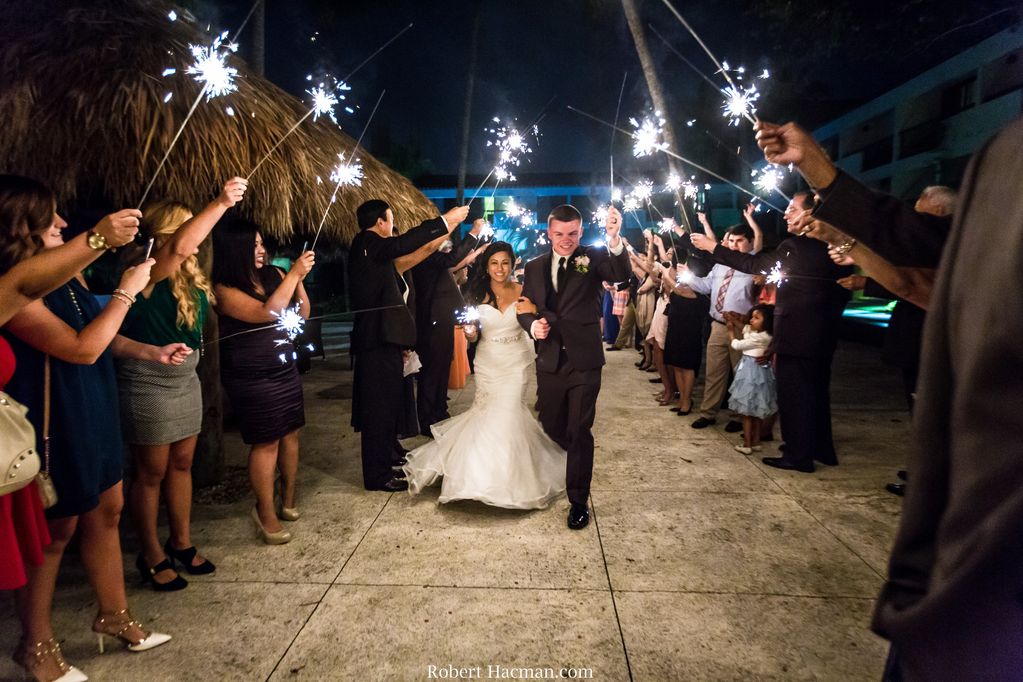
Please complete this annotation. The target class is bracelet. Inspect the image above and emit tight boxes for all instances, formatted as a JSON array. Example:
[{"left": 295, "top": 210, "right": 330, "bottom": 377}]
[
  {"left": 833, "top": 239, "right": 857, "bottom": 255},
  {"left": 111, "top": 292, "right": 133, "bottom": 308},
  {"left": 112, "top": 288, "right": 137, "bottom": 304}
]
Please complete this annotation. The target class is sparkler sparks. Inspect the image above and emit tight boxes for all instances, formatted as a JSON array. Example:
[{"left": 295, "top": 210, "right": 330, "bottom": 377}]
[
  {"left": 752, "top": 164, "right": 785, "bottom": 194},
  {"left": 477, "top": 220, "right": 495, "bottom": 240},
  {"left": 664, "top": 173, "right": 682, "bottom": 193},
  {"left": 306, "top": 79, "right": 350, "bottom": 124},
  {"left": 630, "top": 113, "right": 668, "bottom": 157},
  {"left": 485, "top": 118, "right": 535, "bottom": 183},
  {"left": 630, "top": 180, "right": 654, "bottom": 203},
  {"left": 457, "top": 306, "right": 481, "bottom": 326},
  {"left": 721, "top": 84, "right": 759, "bottom": 126},
  {"left": 186, "top": 31, "right": 239, "bottom": 100},
  {"left": 272, "top": 302, "right": 306, "bottom": 345},
  {"left": 659, "top": 218, "right": 676, "bottom": 233},
  {"left": 764, "top": 261, "right": 785, "bottom": 287},
  {"left": 329, "top": 153, "right": 364, "bottom": 188},
  {"left": 592, "top": 205, "right": 610, "bottom": 225}
]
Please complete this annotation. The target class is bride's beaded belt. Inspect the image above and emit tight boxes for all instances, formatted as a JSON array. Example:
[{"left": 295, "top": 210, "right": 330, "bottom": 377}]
[{"left": 484, "top": 332, "right": 525, "bottom": 344}]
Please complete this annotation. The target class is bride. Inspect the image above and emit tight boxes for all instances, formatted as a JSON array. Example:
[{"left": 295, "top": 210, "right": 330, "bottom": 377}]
[{"left": 403, "top": 241, "right": 566, "bottom": 509}]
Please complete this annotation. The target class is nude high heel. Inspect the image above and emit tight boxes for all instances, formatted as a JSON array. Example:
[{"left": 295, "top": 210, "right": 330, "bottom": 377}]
[{"left": 252, "top": 506, "right": 292, "bottom": 544}]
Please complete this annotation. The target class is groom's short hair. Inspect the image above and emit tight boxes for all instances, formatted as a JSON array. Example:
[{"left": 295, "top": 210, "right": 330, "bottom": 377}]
[{"left": 547, "top": 204, "right": 582, "bottom": 225}]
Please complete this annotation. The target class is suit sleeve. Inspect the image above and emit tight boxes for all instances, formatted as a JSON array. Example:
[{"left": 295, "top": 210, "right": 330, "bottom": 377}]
[
  {"left": 708, "top": 244, "right": 776, "bottom": 275},
  {"left": 517, "top": 261, "right": 546, "bottom": 333},
  {"left": 814, "top": 170, "right": 952, "bottom": 267},
  {"left": 594, "top": 246, "right": 631, "bottom": 283},
  {"left": 365, "top": 217, "right": 449, "bottom": 262}
]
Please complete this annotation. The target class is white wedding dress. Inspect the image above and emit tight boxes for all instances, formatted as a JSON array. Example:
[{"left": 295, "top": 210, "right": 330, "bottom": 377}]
[{"left": 403, "top": 303, "right": 566, "bottom": 509}]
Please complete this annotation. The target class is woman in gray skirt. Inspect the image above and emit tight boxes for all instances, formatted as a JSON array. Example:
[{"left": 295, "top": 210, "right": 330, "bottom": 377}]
[{"left": 120, "top": 178, "right": 247, "bottom": 591}]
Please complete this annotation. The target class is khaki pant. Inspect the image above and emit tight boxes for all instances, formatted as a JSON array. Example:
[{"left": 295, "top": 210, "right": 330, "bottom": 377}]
[
  {"left": 698, "top": 320, "right": 741, "bottom": 420},
  {"left": 612, "top": 303, "right": 636, "bottom": 349}
]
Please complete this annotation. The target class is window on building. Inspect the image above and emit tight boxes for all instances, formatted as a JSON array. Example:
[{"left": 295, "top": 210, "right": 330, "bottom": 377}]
[
  {"left": 940, "top": 77, "right": 976, "bottom": 118},
  {"left": 861, "top": 137, "right": 894, "bottom": 171},
  {"left": 899, "top": 120, "right": 944, "bottom": 159}
]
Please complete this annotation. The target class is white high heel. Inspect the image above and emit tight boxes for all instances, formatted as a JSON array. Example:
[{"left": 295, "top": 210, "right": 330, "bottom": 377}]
[
  {"left": 92, "top": 610, "right": 171, "bottom": 653},
  {"left": 12, "top": 638, "right": 88, "bottom": 682},
  {"left": 252, "top": 506, "right": 292, "bottom": 544}
]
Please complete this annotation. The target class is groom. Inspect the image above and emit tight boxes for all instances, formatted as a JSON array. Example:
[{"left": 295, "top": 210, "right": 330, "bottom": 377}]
[{"left": 517, "top": 204, "right": 630, "bottom": 529}]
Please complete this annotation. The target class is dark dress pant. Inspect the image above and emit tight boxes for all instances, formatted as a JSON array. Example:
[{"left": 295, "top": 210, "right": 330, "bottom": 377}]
[
  {"left": 537, "top": 353, "right": 601, "bottom": 506},
  {"left": 353, "top": 344, "right": 403, "bottom": 488},
  {"left": 775, "top": 352, "right": 837, "bottom": 467},
  {"left": 416, "top": 321, "right": 455, "bottom": 433}
]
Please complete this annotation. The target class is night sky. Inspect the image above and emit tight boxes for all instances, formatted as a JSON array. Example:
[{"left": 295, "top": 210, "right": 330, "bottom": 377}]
[{"left": 198, "top": 0, "right": 1016, "bottom": 180}]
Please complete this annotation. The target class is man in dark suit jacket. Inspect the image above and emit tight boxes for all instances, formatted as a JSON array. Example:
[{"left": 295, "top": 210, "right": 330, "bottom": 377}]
[
  {"left": 756, "top": 118, "right": 1023, "bottom": 679},
  {"left": 410, "top": 219, "right": 484, "bottom": 434},
  {"left": 692, "top": 192, "right": 853, "bottom": 473},
  {"left": 348, "top": 199, "right": 467, "bottom": 491},
  {"left": 516, "top": 204, "right": 631, "bottom": 530}
]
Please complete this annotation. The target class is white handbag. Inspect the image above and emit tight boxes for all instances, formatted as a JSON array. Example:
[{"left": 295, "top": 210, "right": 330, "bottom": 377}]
[{"left": 0, "top": 390, "right": 41, "bottom": 497}]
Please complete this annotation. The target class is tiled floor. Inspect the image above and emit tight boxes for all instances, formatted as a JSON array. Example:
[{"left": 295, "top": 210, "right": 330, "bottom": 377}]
[{"left": 0, "top": 340, "right": 907, "bottom": 681}]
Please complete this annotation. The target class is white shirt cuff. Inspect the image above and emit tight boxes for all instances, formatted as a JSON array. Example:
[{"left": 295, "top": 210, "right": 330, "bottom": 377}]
[
  {"left": 529, "top": 320, "right": 541, "bottom": 340},
  {"left": 608, "top": 238, "right": 625, "bottom": 256}
]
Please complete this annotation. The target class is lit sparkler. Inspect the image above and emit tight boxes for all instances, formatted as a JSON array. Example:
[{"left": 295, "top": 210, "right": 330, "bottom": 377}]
[
  {"left": 677, "top": 269, "right": 695, "bottom": 286},
  {"left": 477, "top": 220, "right": 495, "bottom": 240},
  {"left": 457, "top": 306, "right": 481, "bottom": 326},
  {"left": 630, "top": 179, "right": 654, "bottom": 203},
  {"left": 764, "top": 261, "right": 785, "bottom": 287},
  {"left": 272, "top": 302, "right": 306, "bottom": 344},
  {"left": 659, "top": 218, "right": 676, "bottom": 233},
  {"left": 721, "top": 84, "right": 759, "bottom": 126},
  {"left": 752, "top": 164, "right": 784, "bottom": 194},
  {"left": 592, "top": 205, "right": 610, "bottom": 225},
  {"left": 664, "top": 173, "right": 682, "bottom": 193},
  {"left": 469, "top": 118, "right": 537, "bottom": 204},
  {"left": 186, "top": 31, "right": 239, "bottom": 101},
  {"left": 630, "top": 113, "right": 668, "bottom": 157},
  {"left": 329, "top": 153, "right": 364, "bottom": 188}
]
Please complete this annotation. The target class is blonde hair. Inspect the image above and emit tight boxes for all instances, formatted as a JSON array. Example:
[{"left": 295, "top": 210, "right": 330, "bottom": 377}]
[{"left": 142, "top": 200, "right": 216, "bottom": 330}]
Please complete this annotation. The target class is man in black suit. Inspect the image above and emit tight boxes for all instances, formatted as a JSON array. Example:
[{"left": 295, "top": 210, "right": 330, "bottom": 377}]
[
  {"left": 516, "top": 204, "right": 631, "bottom": 529},
  {"left": 691, "top": 192, "right": 853, "bottom": 473},
  {"left": 410, "top": 218, "right": 485, "bottom": 435},
  {"left": 348, "top": 200, "right": 468, "bottom": 491},
  {"left": 754, "top": 117, "right": 1023, "bottom": 680}
]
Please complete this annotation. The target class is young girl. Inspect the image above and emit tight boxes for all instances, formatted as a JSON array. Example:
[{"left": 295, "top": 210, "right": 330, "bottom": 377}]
[{"left": 727, "top": 304, "right": 777, "bottom": 455}]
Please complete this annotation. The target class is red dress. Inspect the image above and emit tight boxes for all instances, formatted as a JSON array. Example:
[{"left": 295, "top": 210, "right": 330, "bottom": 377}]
[{"left": 0, "top": 336, "right": 50, "bottom": 590}]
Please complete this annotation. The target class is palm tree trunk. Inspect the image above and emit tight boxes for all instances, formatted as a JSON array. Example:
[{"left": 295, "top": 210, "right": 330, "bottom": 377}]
[
  {"left": 455, "top": 1, "right": 483, "bottom": 208},
  {"left": 251, "top": 0, "right": 266, "bottom": 77}
]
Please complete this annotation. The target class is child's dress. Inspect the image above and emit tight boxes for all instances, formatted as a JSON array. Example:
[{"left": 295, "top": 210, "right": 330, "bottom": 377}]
[{"left": 728, "top": 326, "right": 777, "bottom": 418}]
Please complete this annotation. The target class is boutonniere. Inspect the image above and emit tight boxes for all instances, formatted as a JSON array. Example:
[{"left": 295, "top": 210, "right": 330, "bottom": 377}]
[{"left": 573, "top": 254, "right": 590, "bottom": 273}]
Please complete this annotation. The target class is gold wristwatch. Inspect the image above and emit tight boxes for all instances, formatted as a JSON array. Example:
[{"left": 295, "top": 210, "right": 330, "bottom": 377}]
[{"left": 86, "top": 229, "right": 110, "bottom": 251}]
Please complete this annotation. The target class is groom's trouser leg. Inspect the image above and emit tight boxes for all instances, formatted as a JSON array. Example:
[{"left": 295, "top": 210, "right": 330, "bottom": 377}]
[
  {"left": 536, "top": 371, "right": 570, "bottom": 450},
  {"left": 355, "top": 345, "right": 402, "bottom": 488},
  {"left": 565, "top": 368, "right": 602, "bottom": 506}
]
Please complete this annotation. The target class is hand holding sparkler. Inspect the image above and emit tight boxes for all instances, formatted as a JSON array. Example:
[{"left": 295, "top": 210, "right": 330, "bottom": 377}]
[
  {"left": 463, "top": 324, "right": 479, "bottom": 342},
  {"left": 690, "top": 233, "right": 716, "bottom": 253},
  {"left": 93, "top": 209, "right": 143, "bottom": 248},
  {"left": 155, "top": 343, "right": 193, "bottom": 366},
  {"left": 443, "top": 205, "right": 471, "bottom": 231},
  {"left": 755, "top": 121, "right": 838, "bottom": 189},
  {"left": 290, "top": 251, "right": 316, "bottom": 280},
  {"left": 118, "top": 258, "right": 156, "bottom": 298},
  {"left": 216, "top": 177, "right": 249, "bottom": 208}
]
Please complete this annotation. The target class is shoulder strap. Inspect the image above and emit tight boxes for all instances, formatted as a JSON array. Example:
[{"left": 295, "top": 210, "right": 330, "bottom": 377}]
[{"left": 43, "top": 355, "right": 51, "bottom": 474}]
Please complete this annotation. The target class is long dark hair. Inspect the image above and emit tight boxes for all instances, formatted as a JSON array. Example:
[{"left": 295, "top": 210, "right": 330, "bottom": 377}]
[
  {"left": 0, "top": 175, "right": 55, "bottom": 274},
  {"left": 465, "top": 241, "right": 515, "bottom": 306},
  {"left": 211, "top": 218, "right": 281, "bottom": 300}
]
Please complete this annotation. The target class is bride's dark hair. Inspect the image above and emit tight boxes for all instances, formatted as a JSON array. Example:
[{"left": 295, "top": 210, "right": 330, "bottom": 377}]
[{"left": 466, "top": 240, "right": 515, "bottom": 306}]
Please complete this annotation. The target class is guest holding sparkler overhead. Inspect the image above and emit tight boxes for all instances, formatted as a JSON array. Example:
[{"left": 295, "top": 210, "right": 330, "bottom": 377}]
[
  {"left": 348, "top": 200, "right": 469, "bottom": 492},
  {"left": 212, "top": 220, "right": 312, "bottom": 545},
  {"left": 691, "top": 192, "right": 852, "bottom": 473},
  {"left": 120, "top": 178, "right": 246, "bottom": 589}
]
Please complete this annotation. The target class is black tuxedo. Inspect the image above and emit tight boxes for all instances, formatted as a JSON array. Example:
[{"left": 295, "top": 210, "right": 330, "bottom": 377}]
[
  {"left": 710, "top": 237, "right": 852, "bottom": 468},
  {"left": 410, "top": 235, "right": 479, "bottom": 432},
  {"left": 517, "top": 244, "right": 630, "bottom": 505},
  {"left": 348, "top": 217, "right": 449, "bottom": 488}
]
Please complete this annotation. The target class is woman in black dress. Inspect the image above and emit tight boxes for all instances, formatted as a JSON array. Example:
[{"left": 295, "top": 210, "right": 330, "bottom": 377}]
[
  {"left": 662, "top": 263, "right": 706, "bottom": 415},
  {"left": 212, "top": 220, "right": 313, "bottom": 545}
]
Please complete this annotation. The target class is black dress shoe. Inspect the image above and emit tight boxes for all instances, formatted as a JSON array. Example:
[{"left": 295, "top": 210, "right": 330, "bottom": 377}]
[
  {"left": 897, "top": 470, "right": 907, "bottom": 481},
  {"left": 676, "top": 409, "right": 691, "bottom": 416},
  {"left": 648, "top": 377, "right": 661, "bottom": 383},
  {"left": 369, "top": 478, "right": 409, "bottom": 492},
  {"left": 164, "top": 540, "right": 216, "bottom": 575},
  {"left": 606, "top": 346, "right": 621, "bottom": 351},
  {"left": 690, "top": 417, "right": 715, "bottom": 429},
  {"left": 567, "top": 504, "right": 590, "bottom": 530},
  {"left": 724, "top": 420, "right": 743, "bottom": 433},
  {"left": 761, "top": 456, "right": 814, "bottom": 473},
  {"left": 885, "top": 483, "right": 906, "bottom": 496},
  {"left": 392, "top": 456, "right": 408, "bottom": 467}
]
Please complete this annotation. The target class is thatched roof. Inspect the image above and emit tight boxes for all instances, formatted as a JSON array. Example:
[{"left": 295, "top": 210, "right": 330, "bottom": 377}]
[{"left": 0, "top": 0, "right": 439, "bottom": 245}]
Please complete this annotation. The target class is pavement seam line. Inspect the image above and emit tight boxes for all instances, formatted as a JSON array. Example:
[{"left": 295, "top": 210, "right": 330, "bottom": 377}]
[
  {"left": 265, "top": 491, "right": 394, "bottom": 681},
  {"left": 591, "top": 492, "right": 634, "bottom": 682}
]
